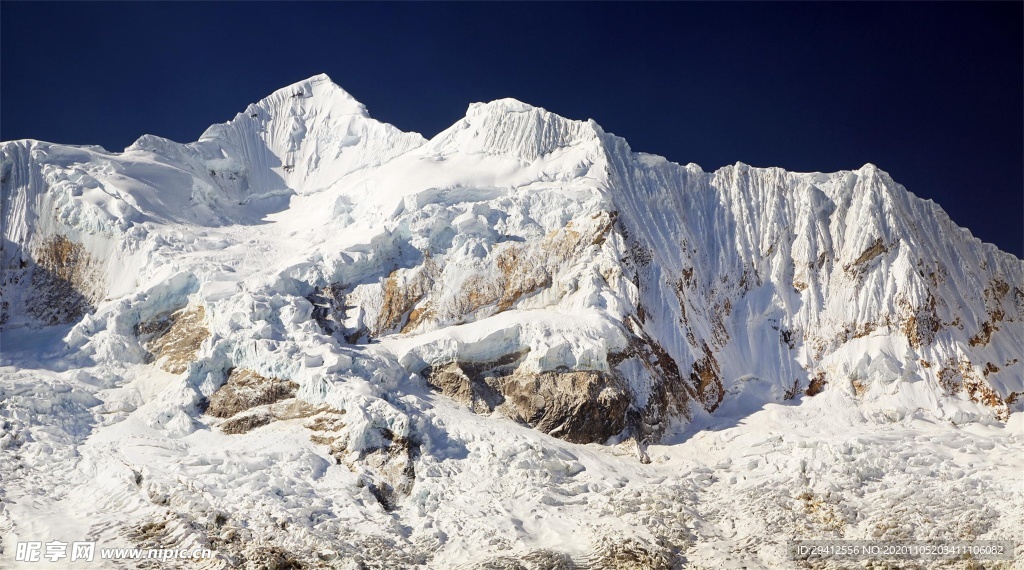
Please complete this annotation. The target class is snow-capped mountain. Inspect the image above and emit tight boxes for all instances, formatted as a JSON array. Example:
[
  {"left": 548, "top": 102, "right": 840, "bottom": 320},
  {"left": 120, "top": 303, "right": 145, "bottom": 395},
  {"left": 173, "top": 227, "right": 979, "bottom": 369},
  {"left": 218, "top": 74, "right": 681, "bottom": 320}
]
[{"left": 1, "top": 74, "right": 1021, "bottom": 569}]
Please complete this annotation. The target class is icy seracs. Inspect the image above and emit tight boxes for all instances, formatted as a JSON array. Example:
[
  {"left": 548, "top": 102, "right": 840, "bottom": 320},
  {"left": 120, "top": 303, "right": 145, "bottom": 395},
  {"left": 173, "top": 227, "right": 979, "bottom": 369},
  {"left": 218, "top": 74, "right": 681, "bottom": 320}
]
[{"left": 1, "top": 74, "right": 1021, "bottom": 568}]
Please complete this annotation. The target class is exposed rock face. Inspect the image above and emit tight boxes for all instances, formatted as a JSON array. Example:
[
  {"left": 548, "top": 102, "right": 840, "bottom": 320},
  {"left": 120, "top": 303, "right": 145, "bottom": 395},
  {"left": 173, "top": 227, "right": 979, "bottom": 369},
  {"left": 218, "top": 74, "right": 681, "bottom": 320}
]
[
  {"left": 29, "top": 235, "right": 105, "bottom": 325},
  {"left": 425, "top": 361, "right": 504, "bottom": 414},
  {"left": 217, "top": 399, "right": 335, "bottom": 435},
  {"left": 0, "top": 234, "right": 105, "bottom": 327},
  {"left": 306, "top": 282, "right": 348, "bottom": 337},
  {"left": 426, "top": 357, "right": 632, "bottom": 444},
  {"left": 219, "top": 412, "right": 273, "bottom": 435},
  {"left": 495, "top": 370, "right": 631, "bottom": 444},
  {"left": 208, "top": 368, "right": 299, "bottom": 418},
  {"left": 203, "top": 368, "right": 322, "bottom": 435},
  {"left": 139, "top": 306, "right": 210, "bottom": 374}
]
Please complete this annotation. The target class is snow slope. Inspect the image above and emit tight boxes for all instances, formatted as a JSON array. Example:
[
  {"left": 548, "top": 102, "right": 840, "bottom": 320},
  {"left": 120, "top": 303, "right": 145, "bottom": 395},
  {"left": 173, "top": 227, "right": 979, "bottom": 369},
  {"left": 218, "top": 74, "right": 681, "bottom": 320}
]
[{"left": 1, "top": 74, "right": 1021, "bottom": 568}]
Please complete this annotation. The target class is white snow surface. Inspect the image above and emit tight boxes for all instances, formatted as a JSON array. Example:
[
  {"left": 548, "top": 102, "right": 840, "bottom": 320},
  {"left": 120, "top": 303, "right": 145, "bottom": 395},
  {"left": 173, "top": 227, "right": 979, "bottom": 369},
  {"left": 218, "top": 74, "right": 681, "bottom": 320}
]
[{"left": 1, "top": 74, "right": 1022, "bottom": 568}]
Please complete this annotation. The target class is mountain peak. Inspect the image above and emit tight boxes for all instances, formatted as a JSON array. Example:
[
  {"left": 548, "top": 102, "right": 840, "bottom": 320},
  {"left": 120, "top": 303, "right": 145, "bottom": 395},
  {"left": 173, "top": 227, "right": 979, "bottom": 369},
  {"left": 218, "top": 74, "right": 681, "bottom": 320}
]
[
  {"left": 243, "top": 73, "right": 368, "bottom": 123},
  {"left": 173, "top": 74, "right": 423, "bottom": 196},
  {"left": 467, "top": 97, "right": 540, "bottom": 116},
  {"left": 426, "top": 97, "right": 604, "bottom": 162}
]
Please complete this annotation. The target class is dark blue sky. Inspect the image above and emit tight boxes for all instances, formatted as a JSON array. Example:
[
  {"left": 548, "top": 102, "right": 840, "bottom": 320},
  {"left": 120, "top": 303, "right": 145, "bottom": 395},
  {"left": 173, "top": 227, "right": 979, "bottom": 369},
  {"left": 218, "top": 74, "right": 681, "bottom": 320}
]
[{"left": 2, "top": 2, "right": 1021, "bottom": 257}]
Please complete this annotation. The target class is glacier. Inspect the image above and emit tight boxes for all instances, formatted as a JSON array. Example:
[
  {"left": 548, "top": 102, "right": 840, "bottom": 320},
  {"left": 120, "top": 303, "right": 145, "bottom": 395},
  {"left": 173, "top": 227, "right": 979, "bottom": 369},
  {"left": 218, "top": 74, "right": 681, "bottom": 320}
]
[{"left": 0, "top": 73, "right": 1021, "bottom": 568}]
